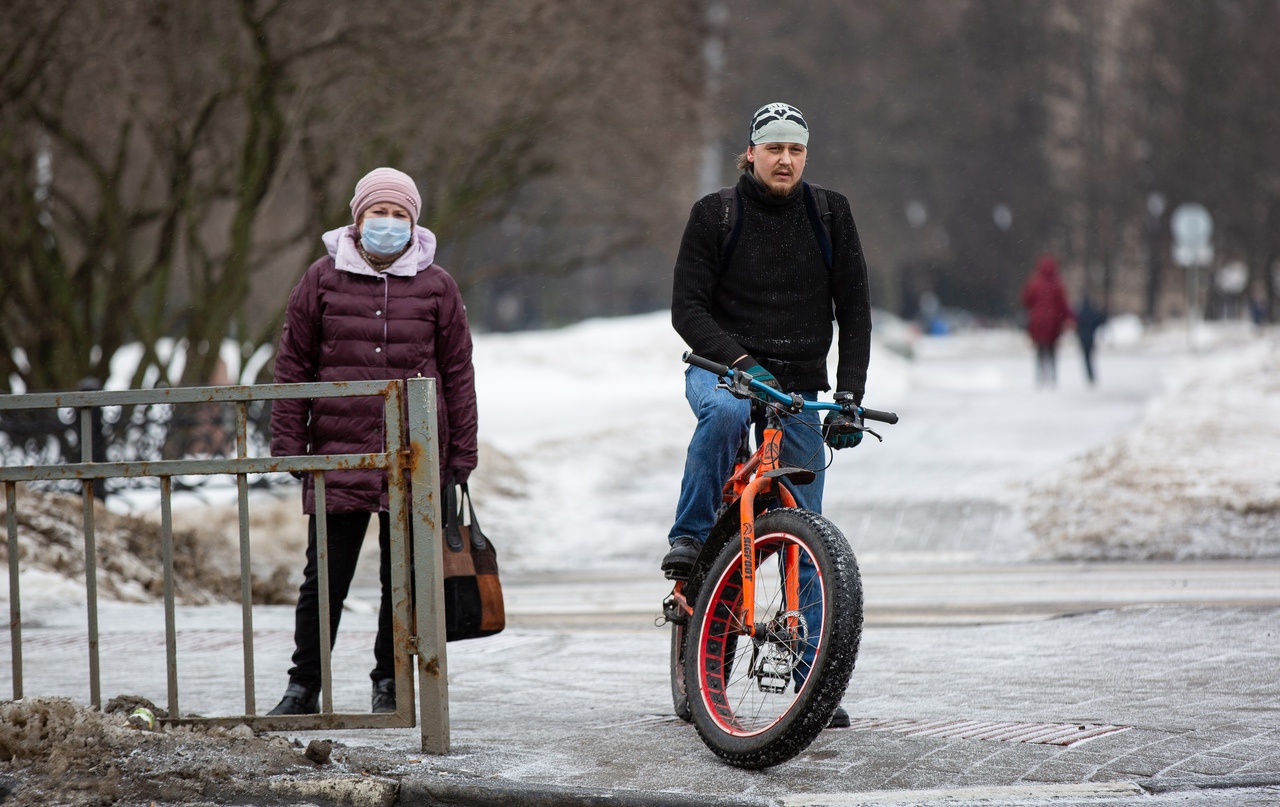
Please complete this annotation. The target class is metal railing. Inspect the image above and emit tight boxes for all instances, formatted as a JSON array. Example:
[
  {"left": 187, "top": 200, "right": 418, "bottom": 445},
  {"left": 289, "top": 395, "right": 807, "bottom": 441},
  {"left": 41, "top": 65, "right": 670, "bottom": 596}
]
[
  {"left": 0, "top": 380, "right": 276, "bottom": 497},
  {"left": 0, "top": 379, "right": 451, "bottom": 754}
]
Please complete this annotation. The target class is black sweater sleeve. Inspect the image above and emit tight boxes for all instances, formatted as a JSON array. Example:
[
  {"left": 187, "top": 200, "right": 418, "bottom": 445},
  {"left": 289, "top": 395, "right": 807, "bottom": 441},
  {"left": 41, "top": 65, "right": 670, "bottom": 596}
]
[
  {"left": 827, "top": 192, "right": 873, "bottom": 399},
  {"left": 670, "top": 194, "right": 750, "bottom": 366}
]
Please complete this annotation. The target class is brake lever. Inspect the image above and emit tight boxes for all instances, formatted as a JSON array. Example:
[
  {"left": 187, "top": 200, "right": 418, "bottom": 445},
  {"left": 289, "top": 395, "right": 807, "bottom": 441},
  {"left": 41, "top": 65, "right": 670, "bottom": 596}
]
[
  {"left": 717, "top": 370, "right": 757, "bottom": 400},
  {"left": 716, "top": 381, "right": 752, "bottom": 402},
  {"left": 842, "top": 404, "right": 881, "bottom": 442}
]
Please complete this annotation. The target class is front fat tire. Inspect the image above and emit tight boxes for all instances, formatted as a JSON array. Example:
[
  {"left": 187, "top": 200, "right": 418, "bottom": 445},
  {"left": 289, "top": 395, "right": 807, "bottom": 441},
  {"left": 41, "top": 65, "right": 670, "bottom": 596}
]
[{"left": 685, "top": 508, "right": 863, "bottom": 769}]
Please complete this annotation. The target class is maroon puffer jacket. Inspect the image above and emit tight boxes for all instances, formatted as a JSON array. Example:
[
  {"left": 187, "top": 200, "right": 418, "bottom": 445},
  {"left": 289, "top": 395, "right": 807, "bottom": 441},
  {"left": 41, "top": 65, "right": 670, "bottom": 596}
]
[
  {"left": 270, "top": 235, "right": 477, "bottom": 515},
  {"left": 1020, "top": 255, "right": 1075, "bottom": 347}
]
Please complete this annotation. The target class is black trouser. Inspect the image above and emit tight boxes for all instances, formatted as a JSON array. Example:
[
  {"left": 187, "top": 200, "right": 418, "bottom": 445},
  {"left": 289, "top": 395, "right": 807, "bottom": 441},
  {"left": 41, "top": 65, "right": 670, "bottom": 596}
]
[
  {"left": 287, "top": 511, "right": 393, "bottom": 689},
  {"left": 1035, "top": 342, "right": 1058, "bottom": 386}
]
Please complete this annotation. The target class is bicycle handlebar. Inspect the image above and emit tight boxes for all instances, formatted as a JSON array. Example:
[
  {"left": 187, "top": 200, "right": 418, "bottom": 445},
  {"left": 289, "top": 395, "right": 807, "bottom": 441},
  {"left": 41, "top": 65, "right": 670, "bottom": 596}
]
[{"left": 681, "top": 351, "right": 899, "bottom": 424}]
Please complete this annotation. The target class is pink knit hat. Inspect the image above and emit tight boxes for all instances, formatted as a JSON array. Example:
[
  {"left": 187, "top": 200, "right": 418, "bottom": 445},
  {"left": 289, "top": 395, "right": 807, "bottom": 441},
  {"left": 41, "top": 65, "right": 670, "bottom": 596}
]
[{"left": 350, "top": 167, "right": 422, "bottom": 223}]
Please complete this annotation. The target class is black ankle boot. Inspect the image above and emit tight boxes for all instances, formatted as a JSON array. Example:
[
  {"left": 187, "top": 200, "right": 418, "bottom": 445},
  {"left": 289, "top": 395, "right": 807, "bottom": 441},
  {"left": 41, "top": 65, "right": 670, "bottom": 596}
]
[
  {"left": 372, "top": 678, "right": 396, "bottom": 714},
  {"left": 827, "top": 705, "right": 850, "bottom": 728},
  {"left": 267, "top": 683, "right": 319, "bottom": 716},
  {"left": 661, "top": 536, "right": 702, "bottom": 580}
]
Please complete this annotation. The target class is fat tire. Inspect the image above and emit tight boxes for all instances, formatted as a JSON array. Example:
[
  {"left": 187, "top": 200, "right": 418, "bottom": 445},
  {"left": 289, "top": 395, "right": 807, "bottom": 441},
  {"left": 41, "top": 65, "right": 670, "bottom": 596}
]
[
  {"left": 684, "top": 508, "right": 862, "bottom": 769},
  {"left": 670, "top": 621, "right": 692, "bottom": 722}
]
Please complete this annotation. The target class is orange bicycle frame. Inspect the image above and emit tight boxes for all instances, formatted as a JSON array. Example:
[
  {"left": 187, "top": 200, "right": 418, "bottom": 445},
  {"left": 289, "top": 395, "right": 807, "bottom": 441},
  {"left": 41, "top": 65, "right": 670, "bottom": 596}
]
[{"left": 669, "top": 417, "right": 802, "bottom": 637}]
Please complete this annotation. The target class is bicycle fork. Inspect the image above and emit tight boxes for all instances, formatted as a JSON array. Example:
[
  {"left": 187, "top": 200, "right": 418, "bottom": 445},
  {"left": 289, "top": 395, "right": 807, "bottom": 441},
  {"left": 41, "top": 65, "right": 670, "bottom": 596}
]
[{"left": 737, "top": 423, "right": 799, "bottom": 639}]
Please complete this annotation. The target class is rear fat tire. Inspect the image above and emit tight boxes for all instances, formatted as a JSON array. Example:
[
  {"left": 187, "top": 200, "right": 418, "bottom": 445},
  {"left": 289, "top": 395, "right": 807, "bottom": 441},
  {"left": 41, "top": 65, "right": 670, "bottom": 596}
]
[
  {"left": 685, "top": 508, "right": 863, "bottom": 769},
  {"left": 670, "top": 621, "right": 692, "bottom": 722}
]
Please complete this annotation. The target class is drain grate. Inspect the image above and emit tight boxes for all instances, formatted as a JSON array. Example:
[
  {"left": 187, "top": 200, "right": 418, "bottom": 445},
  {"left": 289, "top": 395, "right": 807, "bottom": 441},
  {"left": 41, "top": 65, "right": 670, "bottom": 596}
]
[{"left": 846, "top": 717, "right": 1131, "bottom": 746}]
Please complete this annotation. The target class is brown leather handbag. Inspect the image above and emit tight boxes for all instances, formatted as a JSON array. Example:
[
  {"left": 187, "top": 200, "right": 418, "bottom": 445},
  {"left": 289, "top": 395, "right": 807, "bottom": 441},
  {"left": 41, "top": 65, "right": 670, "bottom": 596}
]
[{"left": 441, "top": 482, "right": 505, "bottom": 641}]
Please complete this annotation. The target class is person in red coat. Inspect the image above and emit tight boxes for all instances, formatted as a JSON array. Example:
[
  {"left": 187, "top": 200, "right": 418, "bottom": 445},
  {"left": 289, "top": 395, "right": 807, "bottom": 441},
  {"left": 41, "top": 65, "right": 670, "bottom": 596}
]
[
  {"left": 1020, "top": 254, "right": 1076, "bottom": 387},
  {"left": 267, "top": 167, "right": 478, "bottom": 716}
]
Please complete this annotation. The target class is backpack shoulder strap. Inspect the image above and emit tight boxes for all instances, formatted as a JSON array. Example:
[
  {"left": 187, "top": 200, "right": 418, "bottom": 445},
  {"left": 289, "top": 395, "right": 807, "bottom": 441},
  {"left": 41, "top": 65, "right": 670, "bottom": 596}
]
[
  {"left": 804, "top": 182, "right": 834, "bottom": 270},
  {"left": 718, "top": 186, "right": 743, "bottom": 274}
]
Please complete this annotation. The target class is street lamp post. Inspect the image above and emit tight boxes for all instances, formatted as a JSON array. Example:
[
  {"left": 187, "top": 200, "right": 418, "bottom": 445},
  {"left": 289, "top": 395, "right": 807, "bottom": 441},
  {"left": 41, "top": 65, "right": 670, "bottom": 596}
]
[
  {"left": 1170, "top": 203, "right": 1214, "bottom": 349},
  {"left": 1145, "top": 193, "right": 1165, "bottom": 320}
]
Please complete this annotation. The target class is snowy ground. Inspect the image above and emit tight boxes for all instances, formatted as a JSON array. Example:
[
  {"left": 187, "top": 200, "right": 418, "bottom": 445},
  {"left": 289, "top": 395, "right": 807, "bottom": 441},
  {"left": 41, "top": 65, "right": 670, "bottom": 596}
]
[
  {"left": 1027, "top": 328, "right": 1280, "bottom": 560},
  {"left": 5, "top": 311, "right": 1279, "bottom": 607}
]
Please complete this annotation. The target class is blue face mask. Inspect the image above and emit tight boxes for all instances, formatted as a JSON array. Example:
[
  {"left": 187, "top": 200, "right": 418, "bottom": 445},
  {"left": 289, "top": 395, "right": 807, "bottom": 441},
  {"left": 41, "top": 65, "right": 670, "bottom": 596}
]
[{"left": 361, "top": 217, "right": 412, "bottom": 256}]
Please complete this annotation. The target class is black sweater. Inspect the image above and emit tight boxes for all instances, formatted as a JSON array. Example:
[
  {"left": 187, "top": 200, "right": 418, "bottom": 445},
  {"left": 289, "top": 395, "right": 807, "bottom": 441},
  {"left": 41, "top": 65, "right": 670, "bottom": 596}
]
[{"left": 670, "top": 172, "right": 872, "bottom": 399}]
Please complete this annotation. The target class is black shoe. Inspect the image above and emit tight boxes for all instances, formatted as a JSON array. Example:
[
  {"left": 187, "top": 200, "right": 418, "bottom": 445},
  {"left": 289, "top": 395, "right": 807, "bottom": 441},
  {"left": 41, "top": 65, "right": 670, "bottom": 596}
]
[
  {"left": 267, "top": 683, "right": 319, "bottom": 716},
  {"left": 827, "top": 705, "right": 850, "bottom": 729},
  {"left": 372, "top": 678, "right": 396, "bottom": 714},
  {"left": 661, "top": 536, "right": 702, "bottom": 581}
]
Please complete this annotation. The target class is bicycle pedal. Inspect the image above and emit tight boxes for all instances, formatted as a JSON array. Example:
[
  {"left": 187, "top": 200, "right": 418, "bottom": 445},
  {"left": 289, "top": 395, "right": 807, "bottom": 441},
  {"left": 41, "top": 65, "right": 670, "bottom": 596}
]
[
  {"left": 661, "top": 595, "right": 689, "bottom": 626},
  {"left": 752, "top": 654, "right": 794, "bottom": 694},
  {"left": 754, "top": 671, "right": 790, "bottom": 694}
]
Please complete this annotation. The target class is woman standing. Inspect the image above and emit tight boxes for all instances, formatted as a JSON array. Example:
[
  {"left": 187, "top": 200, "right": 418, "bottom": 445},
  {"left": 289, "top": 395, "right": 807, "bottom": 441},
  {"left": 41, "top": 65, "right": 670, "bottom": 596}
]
[
  {"left": 267, "top": 167, "right": 478, "bottom": 715},
  {"left": 1020, "top": 254, "right": 1075, "bottom": 388}
]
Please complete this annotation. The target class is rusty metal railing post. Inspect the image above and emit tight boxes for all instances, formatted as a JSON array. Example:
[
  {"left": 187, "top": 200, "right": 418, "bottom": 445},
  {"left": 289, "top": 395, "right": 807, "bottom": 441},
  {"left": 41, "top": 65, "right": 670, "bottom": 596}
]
[
  {"left": 160, "top": 476, "right": 180, "bottom": 720},
  {"left": 315, "top": 473, "right": 332, "bottom": 714},
  {"left": 234, "top": 403, "right": 256, "bottom": 714},
  {"left": 5, "top": 482, "right": 21, "bottom": 700},
  {"left": 384, "top": 381, "right": 418, "bottom": 726},
  {"left": 406, "top": 377, "right": 448, "bottom": 754},
  {"left": 79, "top": 406, "right": 102, "bottom": 708}
]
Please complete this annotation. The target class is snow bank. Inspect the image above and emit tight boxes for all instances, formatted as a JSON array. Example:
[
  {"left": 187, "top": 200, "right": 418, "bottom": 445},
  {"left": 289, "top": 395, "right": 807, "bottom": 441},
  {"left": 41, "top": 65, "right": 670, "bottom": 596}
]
[
  {"left": 0, "top": 487, "right": 300, "bottom": 605},
  {"left": 1028, "top": 330, "right": 1280, "bottom": 560}
]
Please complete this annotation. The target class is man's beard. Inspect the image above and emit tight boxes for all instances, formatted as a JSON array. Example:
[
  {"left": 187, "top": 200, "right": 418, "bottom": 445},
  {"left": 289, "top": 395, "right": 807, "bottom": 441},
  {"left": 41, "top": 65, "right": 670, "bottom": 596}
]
[{"left": 767, "top": 178, "right": 798, "bottom": 197}]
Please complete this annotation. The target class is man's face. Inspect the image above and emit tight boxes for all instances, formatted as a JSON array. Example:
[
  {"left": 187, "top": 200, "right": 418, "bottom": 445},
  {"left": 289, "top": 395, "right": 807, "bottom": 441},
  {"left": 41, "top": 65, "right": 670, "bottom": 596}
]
[{"left": 748, "top": 142, "right": 806, "bottom": 195}]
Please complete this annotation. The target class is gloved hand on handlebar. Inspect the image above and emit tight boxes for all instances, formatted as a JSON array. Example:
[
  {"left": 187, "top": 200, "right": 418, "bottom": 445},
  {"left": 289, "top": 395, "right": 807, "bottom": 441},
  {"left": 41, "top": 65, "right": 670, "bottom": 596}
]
[
  {"left": 823, "top": 391, "right": 864, "bottom": 449},
  {"left": 732, "top": 356, "right": 779, "bottom": 390}
]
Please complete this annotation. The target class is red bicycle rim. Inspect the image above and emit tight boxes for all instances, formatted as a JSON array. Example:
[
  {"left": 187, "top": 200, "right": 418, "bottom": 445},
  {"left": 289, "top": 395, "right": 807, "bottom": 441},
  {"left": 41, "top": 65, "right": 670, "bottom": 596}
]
[{"left": 694, "top": 531, "right": 826, "bottom": 737}]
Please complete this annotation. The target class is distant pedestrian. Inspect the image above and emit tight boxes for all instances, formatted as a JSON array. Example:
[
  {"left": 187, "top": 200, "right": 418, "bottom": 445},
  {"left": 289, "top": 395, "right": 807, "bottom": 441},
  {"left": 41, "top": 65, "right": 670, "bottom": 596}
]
[
  {"left": 1075, "top": 295, "right": 1108, "bottom": 386},
  {"left": 1020, "top": 254, "right": 1075, "bottom": 387}
]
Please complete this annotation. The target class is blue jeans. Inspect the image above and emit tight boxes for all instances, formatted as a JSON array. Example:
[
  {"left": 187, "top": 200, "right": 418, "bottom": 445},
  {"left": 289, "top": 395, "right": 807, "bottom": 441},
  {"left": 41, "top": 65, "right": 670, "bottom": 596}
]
[
  {"left": 668, "top": 367, "right": 827, "bottom": 685},
  {"left": 668, "top": 368, "right": 825, "bottom": 545}
]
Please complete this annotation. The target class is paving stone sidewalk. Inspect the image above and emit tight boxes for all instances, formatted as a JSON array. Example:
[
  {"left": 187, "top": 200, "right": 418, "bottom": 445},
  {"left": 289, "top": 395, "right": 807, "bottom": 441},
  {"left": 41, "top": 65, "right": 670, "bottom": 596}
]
[{"left": 9, "top": 600, "right": 1278, "bottom": 804}]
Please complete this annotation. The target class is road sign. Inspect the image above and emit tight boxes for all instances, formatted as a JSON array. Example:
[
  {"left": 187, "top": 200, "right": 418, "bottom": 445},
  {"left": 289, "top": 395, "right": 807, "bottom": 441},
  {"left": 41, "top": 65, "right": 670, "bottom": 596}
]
[
  {"left": 1171, "top": 204, "right": 1213, "bottom": 268},
  {"left": 1171, "top": 203, "right": 1212, "bottom": 245}
]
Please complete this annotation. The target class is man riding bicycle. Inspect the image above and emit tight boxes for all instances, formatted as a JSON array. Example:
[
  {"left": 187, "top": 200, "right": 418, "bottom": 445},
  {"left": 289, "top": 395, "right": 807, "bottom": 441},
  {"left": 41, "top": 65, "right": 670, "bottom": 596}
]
[{"left": 665, "top": 103, "right": 873, "bottom": 728}]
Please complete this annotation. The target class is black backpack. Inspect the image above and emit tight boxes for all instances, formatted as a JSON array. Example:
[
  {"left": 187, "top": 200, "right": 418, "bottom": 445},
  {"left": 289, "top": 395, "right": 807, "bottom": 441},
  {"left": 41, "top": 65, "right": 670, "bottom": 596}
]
[{"left": 718, "top": 181, "right": 833, "bottom": 274}]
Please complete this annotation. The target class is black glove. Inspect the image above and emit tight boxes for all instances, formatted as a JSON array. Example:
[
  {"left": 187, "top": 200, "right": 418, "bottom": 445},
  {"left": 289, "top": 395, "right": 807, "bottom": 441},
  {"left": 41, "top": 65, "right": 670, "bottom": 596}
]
[
  {"left": 445, "top": 467, "right": 471, "bottom": 487},
  {"left": 732, "top": 357, "right": 779, "bottom": 390},
  {"left": 822, "top": 391, "right": 864, "bottom": 450}
]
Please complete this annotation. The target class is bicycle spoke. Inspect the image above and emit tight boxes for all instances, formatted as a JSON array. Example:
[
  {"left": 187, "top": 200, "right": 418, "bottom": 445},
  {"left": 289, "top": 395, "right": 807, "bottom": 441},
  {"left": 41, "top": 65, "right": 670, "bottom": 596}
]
[{"left": 699, "top": 534, "right": 827, "bottom": 735}]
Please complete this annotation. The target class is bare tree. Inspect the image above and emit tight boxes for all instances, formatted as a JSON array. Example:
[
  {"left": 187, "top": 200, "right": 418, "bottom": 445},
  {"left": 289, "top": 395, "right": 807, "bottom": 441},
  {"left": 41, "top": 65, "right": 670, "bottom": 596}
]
[
  {"left": 1130, "top": 0, "right": 1280, "bottom": 321},
  {"left": 712, "top": 0, "right": 1280, "bottom": 321},
  {"left": 0, "top": 0, "right": 703, "bottom": 392}
]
